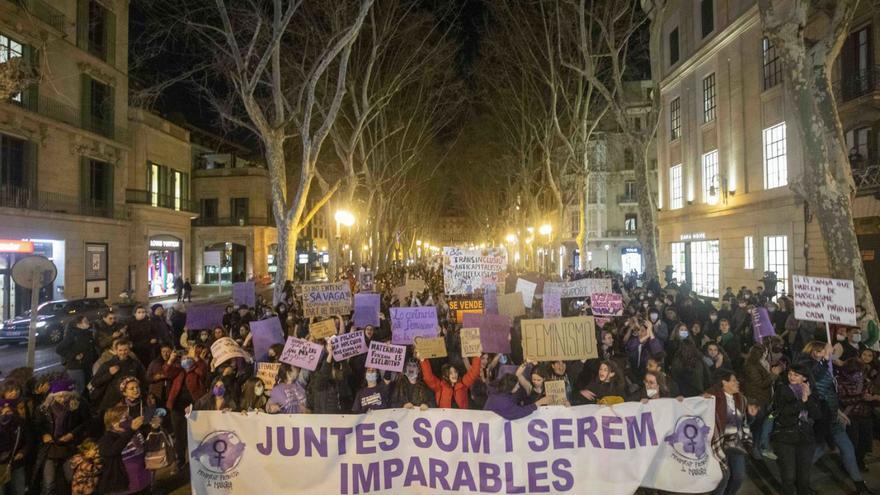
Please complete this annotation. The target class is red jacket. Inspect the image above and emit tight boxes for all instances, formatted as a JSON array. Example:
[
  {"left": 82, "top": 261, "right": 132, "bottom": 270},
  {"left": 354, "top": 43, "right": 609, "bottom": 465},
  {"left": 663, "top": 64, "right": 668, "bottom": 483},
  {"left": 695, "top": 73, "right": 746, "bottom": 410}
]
[
  {"left": 421, "top": 356, "right": 481, "bottom": 409},
  {"left": 165, "top": 360, "right": 208, "bottom": 410}
]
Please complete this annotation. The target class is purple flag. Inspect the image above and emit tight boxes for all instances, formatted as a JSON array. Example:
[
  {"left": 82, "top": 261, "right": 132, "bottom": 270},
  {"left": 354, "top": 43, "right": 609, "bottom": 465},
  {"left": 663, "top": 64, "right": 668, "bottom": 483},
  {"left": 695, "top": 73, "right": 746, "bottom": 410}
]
[
  {"left": 250, "top": 317, "right": 285, "bottom": 362},
  {"left": 751, "top": 307, "right": 776, "bottom": 342}
]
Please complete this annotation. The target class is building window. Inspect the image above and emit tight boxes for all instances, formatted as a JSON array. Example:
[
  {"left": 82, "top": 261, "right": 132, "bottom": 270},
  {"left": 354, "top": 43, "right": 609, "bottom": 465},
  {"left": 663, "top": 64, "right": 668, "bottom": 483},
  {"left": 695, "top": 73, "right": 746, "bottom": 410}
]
[
  {"left": 669, "top": 164, "right": 683, "bottom": 209},
  {"left": 841, "top": 26, "right": 873, "bottom": 100},
  {"left": 669, "top": 28, "right": 680, "bottom": 66},
  {"left": 744, "top": 236, "right": 754, "bottom": 270},
  {"left": 763, "top": 122, "right": 788, "bottom": 189},
  {"left": 763, "top": 38, "right": 782, "bottom": 90},
  {"left": 846, "top": 126, "right": 872, "bottom": 164},
  {"left": 231, "top": 198, "right": 249, "bottom": 224},
  {"left": 147, "top": 163, "right": 189, "bottom": 211},
  {"left": 0, "top": 134, "right": 27, "bottom": 191},
  {"left": 78, "top": 0, "right": 115, "bottom": 63},
  {"left": 670, "top": 97, "right": 681, "bottom": 140},
  {"left": 764, "top": 235, "right": 789, "bottom": 295},
  {"left": 81, "top": 158, "right": 113, "bottom": 217},
  {"left": 624, "top": 180, "right": 636, "bottom": 199},
  {"left": 81, "top": 75, "right": 115, "bottom": 139},
  {"left": 200, "top": 198, "right": 218, "bottom": 222},
  {"left": 701, "top": 0, "right": 714, "bottom": 38},
  {"left": 624, "top": 214, "right": 637, "bottom": 232},
  {"left": 570, "top": 211, "right": 579, "bottom": 235},
  {"left": 0, "top": 34, "right": 23, "bottom": 102},
  {"left": 691, "top": 240, "right": 720, "bottom": 298},
  {"left": 702, "top": 150, "right": 719, "bottom": 204},
  {"left": 624, "top": 148, "right": 634, "bottom": 169},
  {"left": 671, "top": 242, "right": 686, "bottom": 283},
  {"left": 702, "top": 73, "right": 716, "bottom": 123}
]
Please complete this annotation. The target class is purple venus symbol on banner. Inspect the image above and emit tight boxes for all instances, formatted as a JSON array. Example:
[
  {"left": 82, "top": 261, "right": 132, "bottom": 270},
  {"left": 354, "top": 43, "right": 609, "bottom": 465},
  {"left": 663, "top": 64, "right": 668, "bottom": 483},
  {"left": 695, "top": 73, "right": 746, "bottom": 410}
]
[{"left": 664, "top": 416, "right": 710, "bottom": 459}]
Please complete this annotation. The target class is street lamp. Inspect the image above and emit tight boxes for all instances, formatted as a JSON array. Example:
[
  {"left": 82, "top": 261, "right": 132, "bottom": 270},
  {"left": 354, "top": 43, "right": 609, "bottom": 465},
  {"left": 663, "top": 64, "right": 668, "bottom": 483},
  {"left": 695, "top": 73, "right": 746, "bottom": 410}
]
[
  {"left": 604, "top": 244, "right": 611, "bottom": 271},
  {"left": 334, "top": 210, "right": 355, "bottom": 277},
  {"left": 539, "top": 224, "right": 552, "bottom": 274}
]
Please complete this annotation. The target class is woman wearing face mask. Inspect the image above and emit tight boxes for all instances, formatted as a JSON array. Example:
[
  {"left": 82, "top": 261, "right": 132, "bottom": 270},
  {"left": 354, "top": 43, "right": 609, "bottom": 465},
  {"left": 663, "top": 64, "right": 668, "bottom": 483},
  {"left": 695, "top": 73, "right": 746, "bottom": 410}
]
[
  {"left": 833, "top": 327, "right": 867, "bottom": 366},
  {"left": 352, "top": 368, "right": 390, "bottom": 414},
  {"left": 222, "top": 305, "right": 236, "bottom": 329},
  {"left": 705, "top": 310, "right": 721, "bottom": 339},
  {"left": 126, "top": 306, "right": 155, "bottom": 367},
  {"left": 34, "top": 378, "right": 89, "bottom": 495},
  {"left": 308, "top": 340, "right": 353, "bottom": 414},
  {"left": 391, "top": 360, "right": 433, "bottom": 410},
  {"left": 484, "top": 374, "right": 550, "bottom": 420},
  {"left": 117, "top": 377, "right": 152, "bottom": 431},
  {"left": 771, "top": 364, "right": 821, "bottom": 495},
  {"left": 578, "top": 361, "right": 626, "bottom": 405},
  {"left": 238, "top": 377, "right": 268, "bottom": 412},
  {"left": 691, "top": 322, "right": 710, "bottom": 348},
  {"left": 197, "top": 330, "right": 211, "bottom": 346},
  {"left": 266, "top": 364, "right": 308, "bottom": 414},
  {"left": 194, "top": 377, "right": 236, "bottom": 412},
  {"left": 703, "top": 342, "right": 733, "bottom": 372},
  {"left": 637, "top": 371, "right": 673, "bottom": 402},
  {"left": 165, "top": 349, "right": 206, "bottom": 468},
  {"left": 647, "top": 309, "right": 668, "bottom": 342}
]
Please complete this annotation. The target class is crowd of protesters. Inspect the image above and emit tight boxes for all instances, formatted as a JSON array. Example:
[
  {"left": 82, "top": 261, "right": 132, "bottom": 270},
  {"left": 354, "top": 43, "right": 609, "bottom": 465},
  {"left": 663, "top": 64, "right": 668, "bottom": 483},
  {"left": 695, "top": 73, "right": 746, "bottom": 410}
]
[{"left": 0, "top": 262, "right": 877, "bottom": 494}]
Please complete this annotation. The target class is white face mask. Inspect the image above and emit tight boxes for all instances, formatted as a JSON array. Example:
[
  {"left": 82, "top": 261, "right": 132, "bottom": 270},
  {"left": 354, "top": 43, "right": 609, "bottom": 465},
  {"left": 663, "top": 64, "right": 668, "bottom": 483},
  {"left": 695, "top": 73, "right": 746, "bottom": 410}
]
[
  {"left": 678, "top": 330, "right": 689, "bottom": 339},
  {"left": 646, "top": 388, "right": 658, "bottom": 398},
  {"left": 837, "top": 334, "right": 847, "bottom": 342},
  {"left": 852, "top": 334, "right": 863, "bottom": 343},
  {"left": 709, "top": 315, "right": 717, "bottom": 322},
  {"left": 649, "top": 314, "right": 659, "bottom": 322}
]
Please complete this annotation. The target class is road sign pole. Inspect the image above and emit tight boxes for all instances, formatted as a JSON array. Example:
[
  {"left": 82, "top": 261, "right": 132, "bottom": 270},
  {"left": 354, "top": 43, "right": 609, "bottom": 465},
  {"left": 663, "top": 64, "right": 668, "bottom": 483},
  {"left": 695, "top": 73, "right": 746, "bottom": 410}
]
[{"left": 26, "top": 268, "right": 40, "bottom": 369}]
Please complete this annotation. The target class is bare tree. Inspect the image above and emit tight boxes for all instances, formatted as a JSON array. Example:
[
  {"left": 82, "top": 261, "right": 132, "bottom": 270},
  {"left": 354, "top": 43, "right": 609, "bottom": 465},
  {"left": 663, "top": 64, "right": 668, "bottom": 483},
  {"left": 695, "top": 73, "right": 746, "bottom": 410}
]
[
  {"left": 757, "top": 0, "right": 876, "bottom": 321},
  {"left": 144, "top": 0, "right": 374, "bottom": 302}
]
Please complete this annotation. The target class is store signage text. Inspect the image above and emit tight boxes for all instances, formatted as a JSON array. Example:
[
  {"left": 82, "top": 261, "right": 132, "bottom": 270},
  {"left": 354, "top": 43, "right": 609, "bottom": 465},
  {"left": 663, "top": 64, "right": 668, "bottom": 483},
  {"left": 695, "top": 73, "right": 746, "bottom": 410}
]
[
  {"left": 150, "top": 239, "right": 180, "bottom": 249},
  {"left": 680, "top": 233, "right": 706, "bottom": 241},
  {"left": 0, "top": 240, "right": 34, "bottom": 253}
]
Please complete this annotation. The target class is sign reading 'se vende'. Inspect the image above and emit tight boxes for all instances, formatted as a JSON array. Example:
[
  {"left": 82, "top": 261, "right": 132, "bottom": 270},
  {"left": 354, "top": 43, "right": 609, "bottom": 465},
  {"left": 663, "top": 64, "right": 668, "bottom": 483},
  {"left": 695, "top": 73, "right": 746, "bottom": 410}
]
[{"left": 792, "top": 275, "right": 857, "bottom": 326}]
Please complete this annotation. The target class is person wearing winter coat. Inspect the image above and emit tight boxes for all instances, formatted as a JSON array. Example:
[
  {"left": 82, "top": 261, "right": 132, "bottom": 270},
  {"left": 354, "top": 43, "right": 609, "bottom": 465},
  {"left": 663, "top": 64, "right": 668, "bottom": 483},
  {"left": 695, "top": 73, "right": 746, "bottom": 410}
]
[
  {"left": 707, "top": 371, "right": 752, "bottom": 495},
  {"left": 125, "top": 306, "right": 155, "bottom": 367},
  {"left": 352, "top": 368, "right": 391, "bottom": 414},
  {"left": 34, "top": 378, "right": 90, "bottom": 495},
  {"left": 0, "top": 398, "right": 30, "bottom": 495},
  {"left": 56, "top": 315, "right": 98, "bottom": 395},
  {"left": 484, "top": 374, "right": 549, "bottom": 420},
  {"left": 165, "top": 350, "right": 207, "bottom": 468},
  {"left": 193, "top": 377, "right": 238, "bottom": 412},
  {"left": 96, "top": 405, "right": 149, "bottom": 495},
  {"left": 625, "top": 319, "right": 664, "bottom": 379},
  {"left": 93, "top": 311, "right": 124, "bottom": 354},
  {"left": 308, "top": 342, "right": 353, "bottom": 414},
  {"left": 771, "top": 363, "right": 822, "bottom": 495},
  {"left": 266, "top": 364, "right": 308, "bottom": 414},
  {"left": 420, "top": 355, "right": 481, "bottom": 409},
  {"left": 168, "top": 304, "right": 187, "bottom": 349},
  {"left": 578, "top": 361, "right": 627, "bottom": 405},
  {"left": 90, "top": 339, "right": 147, "bottom": 414},
  {"left": 69, "top": 439, "right": 102, "bottom": 495},
  {"left": 390, "top": 360, "right": 434, "bottom": 409},
  {"left": 149, "top": 305, "right": 173, "bottom": 349},
  {"left": 838, "top": 357, "right": 880, "bottom": 471},
  {"left": 145, "top": 344, "right": 175, "bottom": 407}
]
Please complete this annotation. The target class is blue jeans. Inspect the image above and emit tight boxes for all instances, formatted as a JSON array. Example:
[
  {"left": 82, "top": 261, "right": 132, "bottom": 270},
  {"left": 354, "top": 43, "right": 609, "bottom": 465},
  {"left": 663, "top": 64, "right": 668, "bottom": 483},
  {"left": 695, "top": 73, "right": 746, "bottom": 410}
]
[
  {"left": 813, "top": 424, "right": 863, "bottom": 482},
  {"left": 714, "top": 450, "right": 746, "bottom": 495},
  {"left": 0, "top": 466, "right": 26, "bottom": 495}
]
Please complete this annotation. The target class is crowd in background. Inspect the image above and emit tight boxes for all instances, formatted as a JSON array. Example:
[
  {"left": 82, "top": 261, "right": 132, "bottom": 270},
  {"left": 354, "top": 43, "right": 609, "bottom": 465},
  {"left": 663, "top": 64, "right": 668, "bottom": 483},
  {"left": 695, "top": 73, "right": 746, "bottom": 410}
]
[{"left": 0, "top": 261, "right": 877, "bottom": 494}]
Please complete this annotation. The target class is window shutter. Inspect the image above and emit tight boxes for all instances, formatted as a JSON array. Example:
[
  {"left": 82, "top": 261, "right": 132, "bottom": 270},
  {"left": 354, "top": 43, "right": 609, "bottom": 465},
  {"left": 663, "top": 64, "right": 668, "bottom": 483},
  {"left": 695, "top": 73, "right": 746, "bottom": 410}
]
[
  {"left": 105, "top": 84, "right": 115, "bottom": 139},
  {"left": 105, "top": 8, "right": 116, "bottom": 66},
  {"left": 104, "top": 161, "right": 114, "bottom": 212},
  {"left": 23, "top": 140, "right": 37, "bottom": 196},
  {"left": 80, "top": 157, "right": 91, "bottom": 209},
  {"left": 81, "top": 74, "right": 92, "bottom": 130},
  {"left": 22, "top": 45, "right": 39, "bottom": 110},
  {"left": 76, "top": 0, "right": 89, "bottom": 49}
]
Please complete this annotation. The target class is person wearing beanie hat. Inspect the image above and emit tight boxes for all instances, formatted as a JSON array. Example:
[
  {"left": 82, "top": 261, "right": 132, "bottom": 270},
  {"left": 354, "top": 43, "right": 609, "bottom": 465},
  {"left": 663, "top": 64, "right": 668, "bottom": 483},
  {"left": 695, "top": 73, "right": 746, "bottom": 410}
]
[
  {"left": 34, "top": 376, "right": 89, "bottom": 495},
  {"left": 771, "top": 362, "right": 821, "bottom": 495}
]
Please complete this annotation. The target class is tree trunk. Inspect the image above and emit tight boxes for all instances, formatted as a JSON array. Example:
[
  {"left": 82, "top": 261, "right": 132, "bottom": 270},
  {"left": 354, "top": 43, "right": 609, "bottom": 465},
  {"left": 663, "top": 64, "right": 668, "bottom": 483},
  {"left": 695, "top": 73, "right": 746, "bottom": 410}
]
[
  {"left": 634, "top": 144, "right": 660, "bottom": 279},
  {"left": 577, "top": 174, "right": 588, "bottom": 271}
]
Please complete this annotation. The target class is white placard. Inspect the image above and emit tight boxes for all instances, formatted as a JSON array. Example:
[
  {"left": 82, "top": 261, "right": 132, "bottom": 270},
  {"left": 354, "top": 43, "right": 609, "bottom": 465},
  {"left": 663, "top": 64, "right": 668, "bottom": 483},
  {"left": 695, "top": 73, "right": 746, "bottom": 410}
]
[
  {"left": 792, "top": 275, "right": 857, "bottom": 326},
  {"left": 515, "top": 278, "right": 538, "bottom": 309}
]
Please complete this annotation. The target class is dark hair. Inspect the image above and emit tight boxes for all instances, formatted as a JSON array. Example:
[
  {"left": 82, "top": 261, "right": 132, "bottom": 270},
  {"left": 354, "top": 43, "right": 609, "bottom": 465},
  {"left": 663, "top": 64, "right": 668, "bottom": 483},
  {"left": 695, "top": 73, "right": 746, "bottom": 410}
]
[
  {"left": 492, "top": 373, "right": 520, "bottom": 394},
  {"left": 713, "top": 369, "right": 737, "bottom": 385},
  {"left": 159, "top": 342, "right": 173, "bottom": 351},
  {"left": 113, "top": 338, "right": 132, "bottom": 348}
]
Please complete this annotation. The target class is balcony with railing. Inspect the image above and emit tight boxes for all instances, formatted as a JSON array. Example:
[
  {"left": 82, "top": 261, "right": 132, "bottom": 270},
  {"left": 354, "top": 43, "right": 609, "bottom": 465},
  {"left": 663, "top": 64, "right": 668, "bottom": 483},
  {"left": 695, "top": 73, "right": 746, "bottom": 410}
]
[
  {"left": 617, "top": 193, "right": 638, "bottom": 205},
  {"left": 0, "top": 185, "right": 127, "bottom": 220},
  {"left": 125, "top": 189, "right": 199, "bottom": 213},
  {"left": 7, "top": 0, "right": 65, "bottom": 32},
  {"left": 193, "top": 216, "right": 274, "bottom": 227},
  {"left": 835, "top": 66, "right": 880, "bottom": 103},
  {"left": 11, "top": 94, "right": 126, "bottom": 141},
  {"left": 603, "top": 228, "right": 640, "bottom": 238}
]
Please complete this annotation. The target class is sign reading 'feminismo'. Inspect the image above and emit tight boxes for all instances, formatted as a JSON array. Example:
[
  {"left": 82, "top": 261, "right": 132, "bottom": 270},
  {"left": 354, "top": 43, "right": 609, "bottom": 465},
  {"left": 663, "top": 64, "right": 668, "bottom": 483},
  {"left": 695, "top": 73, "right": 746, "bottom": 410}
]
[{"left": 521, "top": 316, "right": 597, "bottom": 362}]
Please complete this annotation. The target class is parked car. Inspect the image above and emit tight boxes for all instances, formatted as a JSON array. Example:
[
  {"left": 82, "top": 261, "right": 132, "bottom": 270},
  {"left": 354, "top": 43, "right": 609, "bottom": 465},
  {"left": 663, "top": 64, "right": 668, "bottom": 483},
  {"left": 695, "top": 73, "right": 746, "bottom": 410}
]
[{"left": 0, "top": 298, "right": 109, "bottom": 344}]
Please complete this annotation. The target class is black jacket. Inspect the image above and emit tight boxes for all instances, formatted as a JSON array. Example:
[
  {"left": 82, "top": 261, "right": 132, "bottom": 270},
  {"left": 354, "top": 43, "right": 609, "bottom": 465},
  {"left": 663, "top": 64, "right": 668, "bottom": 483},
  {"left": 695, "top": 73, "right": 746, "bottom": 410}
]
[
  {"left": 771, "top": 380, "right": 822, "bottom": 444},
  {"left": 56, "top": 325, "right": 98, "bottom": 371},
  {"left": 90, "top": 356, "right": 146, "bottom": 412},
  {"left": 97, "top": 427, "right": 137, "bottom": 494},
  {"left": 94, "top": 319, "right": 122, "bottom": 353}
]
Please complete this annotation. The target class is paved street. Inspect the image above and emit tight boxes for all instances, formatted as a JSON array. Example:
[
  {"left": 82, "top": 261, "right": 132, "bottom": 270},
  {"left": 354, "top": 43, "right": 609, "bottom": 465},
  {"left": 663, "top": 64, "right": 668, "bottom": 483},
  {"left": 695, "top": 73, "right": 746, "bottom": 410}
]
[{"left": 0, "top": 341, "right": 62, "bottom": 377}]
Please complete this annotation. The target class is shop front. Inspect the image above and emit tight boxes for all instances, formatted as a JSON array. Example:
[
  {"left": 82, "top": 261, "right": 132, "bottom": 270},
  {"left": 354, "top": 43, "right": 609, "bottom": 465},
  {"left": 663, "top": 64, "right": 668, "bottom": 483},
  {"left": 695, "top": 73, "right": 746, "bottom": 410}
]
[
  {"left": 148, "top": 235, "right": 183, "bottom": 297},
  {"left": 669, "top": 234, "right": 720, "bottom": 298},
  {"left": 203, "top": 242, "right": 247, "bottom": 284},
  {"left": 620, "top": 247, "right": 642, "bottom": 275},
  {"left": 0, "top": 238, "right": 66, "bottom": 320}
]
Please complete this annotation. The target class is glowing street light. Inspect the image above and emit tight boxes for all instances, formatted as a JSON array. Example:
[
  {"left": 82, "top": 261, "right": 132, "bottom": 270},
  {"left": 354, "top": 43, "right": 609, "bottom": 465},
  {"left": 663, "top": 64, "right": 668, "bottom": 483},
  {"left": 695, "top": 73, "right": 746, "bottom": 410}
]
[
  {"left": 334, "top": 210, "right": 355, "bottom": 227},
  {"left": 505, "top": 233, "right": 517, "bottom": 244},
  {"left": 539, "top": 224, "right": 552, "bottom": 236},
  {"left": 416, "top": 240, "right": 422, "bottom": 246}
]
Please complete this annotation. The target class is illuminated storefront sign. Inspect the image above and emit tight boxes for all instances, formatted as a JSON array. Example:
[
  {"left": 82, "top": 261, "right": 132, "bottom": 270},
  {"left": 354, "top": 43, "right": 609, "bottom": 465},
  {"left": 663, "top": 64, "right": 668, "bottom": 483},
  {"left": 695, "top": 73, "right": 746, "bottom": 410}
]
[{"left": 0, "top": 240, "right": 34, "bottom": 253}]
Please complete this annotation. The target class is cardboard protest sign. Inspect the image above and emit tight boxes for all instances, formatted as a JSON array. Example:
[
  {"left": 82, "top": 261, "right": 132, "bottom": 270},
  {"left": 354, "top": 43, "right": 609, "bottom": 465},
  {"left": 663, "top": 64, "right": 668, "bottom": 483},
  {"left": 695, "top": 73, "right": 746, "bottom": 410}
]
[
  {"left": 390, "top": 306, "right": 439, "bottom": 345},
  {"left": 751, "top": 307, "right": 776, "bottom": 342},
  {"left": 232, "top": 281, "right": 256, "bottom": 307},
  {"left": 330, "top": 331, "right": 368, "bottom": 361},
  {"left": 460, "top": 327, "right": 483, "bottom": 357},
  {"left": 249, "top": 317, "right": 285, "bottom": 362},
  {"left": 542, "top": 292, "right": 562, "bottom": 318},
  {"left": 255, "top": 362, "right": 281, "bottom": 391},
  {"left": 302, "top": 282, "right": 352, "bottom": 318},
  {"left": 591, "top": 293, "right": 623, "bottom": 316},
  {"left": 359, "top": 271, "right": 375, "bottom": 291},
  {"left": 405, "top": 278, "right": 427, "bottom": 293},
  {"left": 279, "top": 337, "right": 324, "bottom": 371},
  {"left": 484, "top": 284, "right": 499, "bottom": 315},
  {"left": 792, "top": 275, "right": 857, "bottom": 326},
  {"left": 353, "top": 293, "right": 381, "bottom": 328},
  {"left": 185, "top": 304, "right": 226, "bottom": 329},
  {"left": 392, "top": 285, "right": 413, "bottom": 303},
  {"left": 480, "top": 314, "right": 511, "bottom": 354},
  {"left": 210, "top": 337, "right": 253, "bottom": 371},
  {"left": 365, "top": 341, "right": 406, "bottom": 373},
  {"left": 309, "top": 319, "right": 338, "bottom": 340},
  {"left": 442, "top": 246, "right": 508, "bottom": 295},
  {"left": 448, "top": 298, "right": 484, "bottom": 324},
  {"left": 498, "top": 292, "right": 525, "bottom": 318},
  {"left": 516, "top": 279, "right": 538, "bottom": 309},
  {"left": 414, "top": 336, "right": 448, "bottom": 359},
  {"left": 521, "top": 316, "right": 597, "bottom": 362},
  {"left": 544, "top": 278, "right": 612, "bottom": 299},
  {"left": 544, "top": 379, "right": 568, "bottom": 405}
]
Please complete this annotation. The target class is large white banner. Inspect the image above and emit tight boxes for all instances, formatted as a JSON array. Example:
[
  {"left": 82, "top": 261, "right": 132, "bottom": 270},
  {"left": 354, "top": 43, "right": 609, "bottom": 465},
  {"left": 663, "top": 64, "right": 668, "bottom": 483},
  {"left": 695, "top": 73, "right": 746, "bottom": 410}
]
[
  {"left": 187, "top": 398, "right": 722, "bottom": 495},
  {"left": 544, "top": 278, "right": 612, "bottom": 298},
  {"left": 442, "top": 247, "right": 508, "bottom": 295}
]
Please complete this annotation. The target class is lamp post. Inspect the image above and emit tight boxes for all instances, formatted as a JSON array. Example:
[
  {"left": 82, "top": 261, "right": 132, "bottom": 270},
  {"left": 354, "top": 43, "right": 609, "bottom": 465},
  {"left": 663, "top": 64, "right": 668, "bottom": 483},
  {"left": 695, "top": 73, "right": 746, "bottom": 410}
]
[
  {"left": 334, "top": 210, "right": 355, "bottom": 279},
  {"left": 604, "top": 244, "right": 611, "bottom": 271},
  {"left": 539, "top": 224, "right": 552, "bottom": 274}
]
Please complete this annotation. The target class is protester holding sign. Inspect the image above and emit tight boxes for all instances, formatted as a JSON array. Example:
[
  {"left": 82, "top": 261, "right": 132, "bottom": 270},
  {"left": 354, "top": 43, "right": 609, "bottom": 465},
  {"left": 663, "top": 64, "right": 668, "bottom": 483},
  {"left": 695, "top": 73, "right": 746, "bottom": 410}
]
[
  {"left": 420, "top": 355, "right": 481, "bottom": 409},
  {"left": 484, "top": 373, "right": 549, "bottom": 420},
  {"left": 266, "top": 364, "right": 308, "bottom": 414}
]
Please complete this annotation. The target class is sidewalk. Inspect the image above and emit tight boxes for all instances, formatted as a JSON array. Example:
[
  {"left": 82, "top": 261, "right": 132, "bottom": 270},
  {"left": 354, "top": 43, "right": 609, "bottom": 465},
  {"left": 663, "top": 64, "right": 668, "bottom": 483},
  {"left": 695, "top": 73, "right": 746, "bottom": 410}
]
[{"left": 148, "top": 283, "right": 274, "bottom": 307}]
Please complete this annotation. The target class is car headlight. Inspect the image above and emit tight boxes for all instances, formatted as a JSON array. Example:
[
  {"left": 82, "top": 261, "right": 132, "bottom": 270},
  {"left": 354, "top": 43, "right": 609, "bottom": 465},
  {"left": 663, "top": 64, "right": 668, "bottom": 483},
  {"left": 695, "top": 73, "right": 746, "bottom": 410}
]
[{"left": 36, "top": 321, "right": 46, "bottom": 328}]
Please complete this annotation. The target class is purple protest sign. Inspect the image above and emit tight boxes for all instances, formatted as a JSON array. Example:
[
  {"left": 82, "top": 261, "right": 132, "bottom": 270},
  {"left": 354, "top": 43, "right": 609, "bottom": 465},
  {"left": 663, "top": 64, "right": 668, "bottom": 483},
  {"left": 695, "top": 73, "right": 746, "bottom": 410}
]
[
  {"left": 390, "top": 306, "right": 439, "bottom": 345},
  {"left": 365, "top": 341, "right": 406, "bottom": 373},
  {"left": 751, "top": 307, "right": 776, "bottom": 342},
  {"left": 279, "top": 337, "right": 324, "bottom": 371},
  {"left": 484, "top": 284, "right": 499, "bottom": 315},
  {"left": 591, "top": 293, "right": 623, "bottom": 316},
  {"left": 461, "top": 312, "right": 483, "bottom": 329},
  {"left": 353, "top": 293, "right": 381, "bottom": 328},
  {"left": 250, "top": 317, "right": 285, "bottom": 362},
  {"left": 543, "top": 292, "right": 562, "bottom": 318},
  {"left": 331, "top": 331, "right": 368, "bottom": 361},
  {"left": 232, "top": 281, "right": 256, "bottom": 307},
  {"left": 479, "top": 314, "right": 511, "bottom": 353},
  {"left": 185, "top": 304, "right": 226, "bottom": 329}
]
